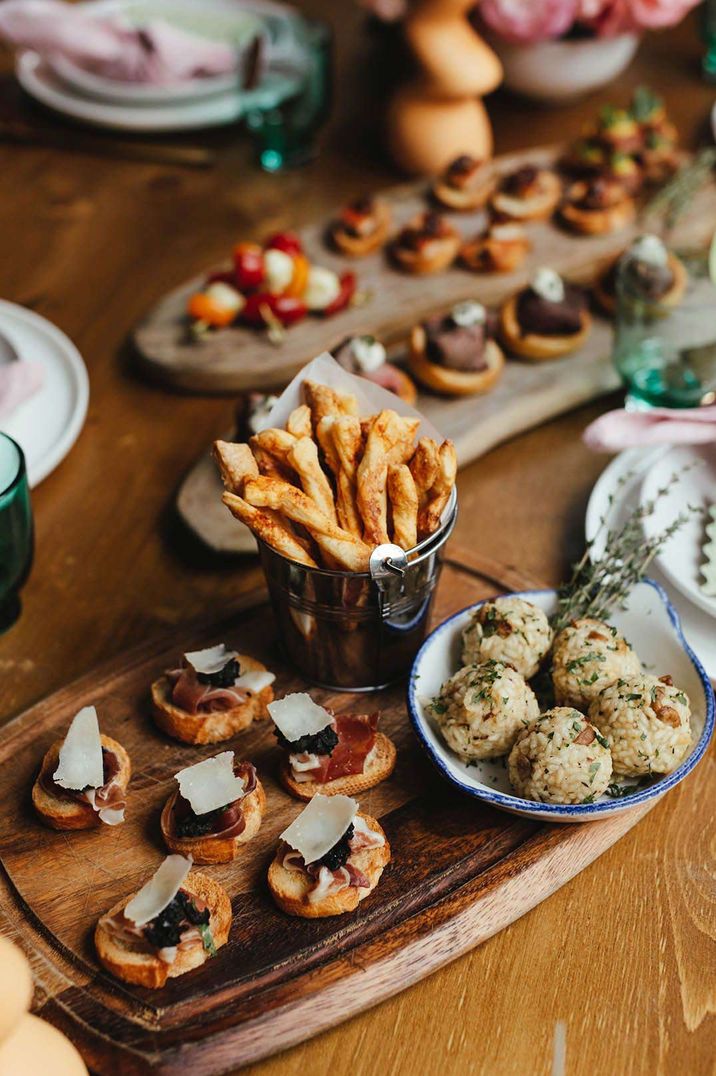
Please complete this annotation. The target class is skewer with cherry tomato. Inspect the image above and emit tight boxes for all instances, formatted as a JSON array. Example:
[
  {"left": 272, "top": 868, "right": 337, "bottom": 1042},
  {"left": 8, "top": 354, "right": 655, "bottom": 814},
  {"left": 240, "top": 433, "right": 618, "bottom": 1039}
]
[{"left": 187, "top": 231, "right": 360, "bottom": 341}]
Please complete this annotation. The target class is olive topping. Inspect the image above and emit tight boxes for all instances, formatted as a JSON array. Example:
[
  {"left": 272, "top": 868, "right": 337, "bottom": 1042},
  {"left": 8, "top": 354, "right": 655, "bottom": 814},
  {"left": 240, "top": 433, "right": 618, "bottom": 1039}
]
[
  {"left": 196, "top": 658, "right": 240, "bottom": 687},
  {"left": 315, "top": 824, "right": 354, "bottom": 871},
  {"left": 144, "top": 890, "right": 209, "bottom": 949},
  {"left": 174, "top": 802, "right": 234, "bottom": 838},
  {"left": 274, "top": 724, "right": 339, "bottom": 756}
]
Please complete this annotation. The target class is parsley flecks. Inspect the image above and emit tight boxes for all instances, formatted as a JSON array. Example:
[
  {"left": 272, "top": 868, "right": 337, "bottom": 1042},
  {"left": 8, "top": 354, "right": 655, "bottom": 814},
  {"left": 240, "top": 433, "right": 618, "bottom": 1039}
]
[
  {"left": 566, "top": 652, "right": 607, "bottom": 673},
  {"left": 199, "top": 922, "right": 217, "bottom": 957}
]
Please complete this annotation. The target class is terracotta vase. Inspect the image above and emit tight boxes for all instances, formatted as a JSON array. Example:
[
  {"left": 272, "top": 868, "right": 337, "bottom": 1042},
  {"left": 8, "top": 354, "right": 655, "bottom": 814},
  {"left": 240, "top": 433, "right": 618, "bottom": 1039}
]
[{"left": 386, "top": 0, "right": 502, "bottom": 175}]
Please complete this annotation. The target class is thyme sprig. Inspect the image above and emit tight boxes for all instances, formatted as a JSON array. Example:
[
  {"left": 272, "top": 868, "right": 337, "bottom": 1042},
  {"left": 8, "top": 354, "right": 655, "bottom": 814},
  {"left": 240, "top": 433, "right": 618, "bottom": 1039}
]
[{"left": 551, "top": 468, "right": 698, "bottom": 632}]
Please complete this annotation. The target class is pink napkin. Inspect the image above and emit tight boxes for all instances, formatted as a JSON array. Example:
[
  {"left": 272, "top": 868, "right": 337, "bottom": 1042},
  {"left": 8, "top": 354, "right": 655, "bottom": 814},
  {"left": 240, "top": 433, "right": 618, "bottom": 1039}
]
[
  {"left": 0, "top": 0, "right": 240, "bottom": 84},
  {"left": 0, "top": 361, "right": 44, "bottom": 421},
  {"left": 583, "top": 406, "right": 716, "bottom": 453}
]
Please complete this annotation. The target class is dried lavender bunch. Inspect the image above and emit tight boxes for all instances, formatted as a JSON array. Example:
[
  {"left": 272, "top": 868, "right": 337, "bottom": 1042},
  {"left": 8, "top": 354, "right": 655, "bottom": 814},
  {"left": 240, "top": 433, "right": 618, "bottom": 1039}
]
[{"left": 552, "top": 469, "right": 697, "bottom": 632}]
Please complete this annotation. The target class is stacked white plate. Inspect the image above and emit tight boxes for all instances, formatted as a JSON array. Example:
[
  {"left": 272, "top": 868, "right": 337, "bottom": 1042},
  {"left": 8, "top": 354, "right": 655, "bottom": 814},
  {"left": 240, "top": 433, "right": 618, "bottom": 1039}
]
[
  {"left": 16, "top": 0, "right": 304, "bottom": 132},
  {"left": 586, "top": 443, "right": 716, "bottom": 681}
]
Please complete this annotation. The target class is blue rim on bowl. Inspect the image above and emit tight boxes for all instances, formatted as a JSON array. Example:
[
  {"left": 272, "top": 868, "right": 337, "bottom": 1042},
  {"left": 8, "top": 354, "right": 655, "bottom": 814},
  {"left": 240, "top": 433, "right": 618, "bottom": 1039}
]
[{"left": 407, "top": 579, "right": 715, "bottom": 820}]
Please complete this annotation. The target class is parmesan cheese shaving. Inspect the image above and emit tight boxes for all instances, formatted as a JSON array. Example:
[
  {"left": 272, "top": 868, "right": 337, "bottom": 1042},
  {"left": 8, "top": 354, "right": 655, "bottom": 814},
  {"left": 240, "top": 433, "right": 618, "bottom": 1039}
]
[
  {"left": 53, "top": 706, "right": 104, "bottom": 791},
  {"left": 268, "top": 692, "right": 332, "bottom": 742},
  {"left": 175, "top": 752, "right": 246, "bottom": 816},
  {"left": 184, "top": 644, "right": 238, "bottom": 675},
  {"left": 124, "top": 855, "right": 192, "bottom": 927},
  {"left": 280, "top": 794, "right": 357, "bottom": 865},
  {"left": 234, "top": 670, "right": 275, "bottom": 694}
]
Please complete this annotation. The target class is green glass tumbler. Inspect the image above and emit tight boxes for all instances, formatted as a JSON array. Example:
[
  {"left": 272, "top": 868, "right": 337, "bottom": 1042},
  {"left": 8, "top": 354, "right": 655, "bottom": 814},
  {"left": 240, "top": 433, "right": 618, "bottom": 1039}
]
[
  {"left": 245, "top": 18, "right": 332, "bottom": 173},
  {"left": 612, "top": 248, "right": 716, "bottom": 410},
  {"left": 0, "top": 434, "right": 33, "bottom": 632}
]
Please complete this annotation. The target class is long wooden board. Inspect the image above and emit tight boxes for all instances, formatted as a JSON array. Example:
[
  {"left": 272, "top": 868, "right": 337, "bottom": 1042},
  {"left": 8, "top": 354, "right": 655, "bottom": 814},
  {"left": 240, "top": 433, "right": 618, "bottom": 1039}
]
[
  {"left": 0, "top": 546, "right": 652, "bottom": 1074},
  {"left": 133, "top": 145, "right": 716, "bottom": 397}
]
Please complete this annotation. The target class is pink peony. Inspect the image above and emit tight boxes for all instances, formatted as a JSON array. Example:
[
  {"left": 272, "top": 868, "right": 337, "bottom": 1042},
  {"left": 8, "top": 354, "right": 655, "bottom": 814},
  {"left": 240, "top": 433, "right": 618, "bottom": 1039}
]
[
  {"left": 578, "top": 0, "right": 635, "bottom": 34},
  {"left": 479, "top": 0, "right": 578, "bottom": 43},
  {"left": 626, "top": 0, "right": 700, "bottom": 29}
]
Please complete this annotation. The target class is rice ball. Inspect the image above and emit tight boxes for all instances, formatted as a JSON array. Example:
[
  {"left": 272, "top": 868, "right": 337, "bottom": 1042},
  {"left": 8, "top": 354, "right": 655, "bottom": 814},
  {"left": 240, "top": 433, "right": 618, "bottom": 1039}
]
[
  {"left": 430, "top": 659, "right": 539, "bottom": 761},
  {"left": 588, "top": 673, "right": 692, "bottom": 777},
  {"left": 508, "top": 707, "right": 613, "bottom": 805},
  {"left": 551, "top": 617, "right": 641, "bottom": 711},
  {"left": 461, "top": 596, "right": 553, "bottom": 679}
]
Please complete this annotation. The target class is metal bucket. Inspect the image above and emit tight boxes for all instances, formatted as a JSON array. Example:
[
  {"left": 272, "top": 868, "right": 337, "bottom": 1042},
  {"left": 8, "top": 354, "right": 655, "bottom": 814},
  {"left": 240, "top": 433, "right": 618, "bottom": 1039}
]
[{"left": 258, "top": 495, "right": 457, "bottom": 691}]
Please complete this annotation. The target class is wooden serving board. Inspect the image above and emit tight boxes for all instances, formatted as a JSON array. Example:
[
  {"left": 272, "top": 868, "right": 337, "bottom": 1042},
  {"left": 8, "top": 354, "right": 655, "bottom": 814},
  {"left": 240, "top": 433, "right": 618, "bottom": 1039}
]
[
  {"left": 133, "top": 144, "right": 716, "bottom": 397},
  {"left": 0, "top": 546, "right": 653, "bottom": 1075}
]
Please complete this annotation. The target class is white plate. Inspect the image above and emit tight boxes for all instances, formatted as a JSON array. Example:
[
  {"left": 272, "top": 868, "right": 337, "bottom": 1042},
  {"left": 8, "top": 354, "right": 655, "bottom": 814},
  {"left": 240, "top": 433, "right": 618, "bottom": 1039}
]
[
  {"left": 408, "top": 582, "right": 713, "bottom": 823},
  {"left": 0, "top": 302, "right": 89, "bottom": 487},
  {"left": 16, "top": 51, "right": 295, "bottom": 132},
  {"left": 47, "top": 0, "right": 284, "bottom": 105},
  {"left": 640, "top": 443, "right": 716, "bottom": 618},
  {"left": 586, "top": 447, "right": 716, "bottom": 680}
]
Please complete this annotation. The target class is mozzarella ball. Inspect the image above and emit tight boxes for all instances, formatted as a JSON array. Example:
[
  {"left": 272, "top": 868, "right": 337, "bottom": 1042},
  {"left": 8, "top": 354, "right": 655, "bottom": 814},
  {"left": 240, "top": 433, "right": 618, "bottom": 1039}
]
[
  {"left": 430, "top": 659, "right": 539, "bottom": 761},
  {"left": 588, "top": 673, "right": 692, "bottom": 777},
  {"left": 551, "top": 618, "right": 641, "bottom": 710},
  {"left": 508, "top": 707, "right": 613, "bottom": 804},
  {"left": 461, "top": 596, "right": 553, "bottom": 679}
]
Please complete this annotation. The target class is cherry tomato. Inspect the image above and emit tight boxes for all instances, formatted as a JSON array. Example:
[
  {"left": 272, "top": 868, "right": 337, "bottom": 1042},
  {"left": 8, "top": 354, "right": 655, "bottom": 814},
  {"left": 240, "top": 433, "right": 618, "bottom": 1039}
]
[
  {"left": 265, "top": 231, "right": 303, "bottom": 257},
  {"left": 322, "top": 272, "right": 357, "bottom": 317},
  {"left": 233, "top": 242, "right": 264, "bottom": 291},
  {"left": 242, "top": 292, "right": 307, "bottom": 328}
]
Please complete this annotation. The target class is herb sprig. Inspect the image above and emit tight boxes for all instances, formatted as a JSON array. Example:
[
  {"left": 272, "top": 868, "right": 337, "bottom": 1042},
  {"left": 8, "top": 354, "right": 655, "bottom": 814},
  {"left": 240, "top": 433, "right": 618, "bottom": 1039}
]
[{"left": 552, "top": 468, "right": 698, "bottom": 632}]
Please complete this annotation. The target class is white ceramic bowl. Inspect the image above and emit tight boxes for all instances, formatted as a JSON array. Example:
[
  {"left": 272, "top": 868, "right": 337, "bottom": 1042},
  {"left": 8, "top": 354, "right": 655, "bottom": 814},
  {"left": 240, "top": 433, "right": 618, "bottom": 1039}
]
[
  {"left": 407, "top": 581, "right": 714, "bottom": 822},
  {"left": 494, "top": 33, "right": 640, "bottom": 104}
]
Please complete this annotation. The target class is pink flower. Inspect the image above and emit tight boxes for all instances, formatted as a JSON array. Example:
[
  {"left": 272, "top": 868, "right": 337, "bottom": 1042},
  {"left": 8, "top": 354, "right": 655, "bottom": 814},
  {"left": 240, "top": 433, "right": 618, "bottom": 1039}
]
[
  {"left": 480, "top": 0, "right": 578, "bottom": 43},
  {"left": 578, "top": 0, "right": 635, "bottom": 34},
  {"left": 626, "top": 0, "right": 699, "bottom": 29}
]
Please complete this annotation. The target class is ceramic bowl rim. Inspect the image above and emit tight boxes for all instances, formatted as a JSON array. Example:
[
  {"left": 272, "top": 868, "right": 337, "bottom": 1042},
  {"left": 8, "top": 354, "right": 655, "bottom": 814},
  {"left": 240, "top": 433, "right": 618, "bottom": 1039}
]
[{"left": 406, "top": 579, "right": 715, "bottom": 818}]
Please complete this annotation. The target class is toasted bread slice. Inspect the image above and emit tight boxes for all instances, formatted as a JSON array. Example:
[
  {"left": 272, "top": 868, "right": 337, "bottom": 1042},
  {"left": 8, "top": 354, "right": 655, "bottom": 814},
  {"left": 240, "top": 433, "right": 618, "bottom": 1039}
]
[
  {"left": 408, "top": 325, "right": 504, "bottom": 398},
  {"left": 32, "top": 735, "right": 130, "bottom": 831},
  {"left": 161, "top": 779, "right": 266, "bottom": 864},
  {"left": 559, "top": 196, "right": 636, "bottom": 235},
  {"left": 279, "top": 731, "right": 397, "bottom": 802},
  {"left": 95, "top": 871, "right": 231, "bottom": 989},
  {"left": 499, "top": 295, "right": 592, "bottom": 361},
  {"left": 151, "top": 653, "right": 273, "bottom": 745},
  {"left": 268, "top": 813, "right": 390, "bottom": 918}
]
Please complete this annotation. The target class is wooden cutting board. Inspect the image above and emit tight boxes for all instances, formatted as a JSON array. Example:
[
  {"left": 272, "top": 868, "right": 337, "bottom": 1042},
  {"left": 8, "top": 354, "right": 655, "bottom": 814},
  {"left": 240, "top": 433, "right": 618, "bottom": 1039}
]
[
  {"left": 133, "top": 143, "right": 716, "bottom": 397},
  {"left": 0, "top": 546, "right": 652, "bottom": 1075}
]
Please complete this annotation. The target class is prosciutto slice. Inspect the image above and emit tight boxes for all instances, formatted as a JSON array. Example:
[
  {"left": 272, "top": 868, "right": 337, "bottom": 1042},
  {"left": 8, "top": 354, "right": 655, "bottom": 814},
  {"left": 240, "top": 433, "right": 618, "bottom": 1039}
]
[
  {"left": 279, "top": 821, "right": 380, "bottom": 902},
  {"left": 41, "top": 747, "right": 126, "bottom": 825},
  {"left": 289, "top": 712, "right": 379, "bottom": 783},
  {"left": 170, "top": 762, "right": 257, "bottom": 840},
  {"left": 168, "top": 666, "right": 249, "bottom": 715}
]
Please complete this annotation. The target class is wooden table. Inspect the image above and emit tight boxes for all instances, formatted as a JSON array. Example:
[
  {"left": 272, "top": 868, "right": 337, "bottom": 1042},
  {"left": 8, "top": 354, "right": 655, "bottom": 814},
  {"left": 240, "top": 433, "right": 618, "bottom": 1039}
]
[{"left": 1, "top": 10, "right": 715, "bottom": 1074}]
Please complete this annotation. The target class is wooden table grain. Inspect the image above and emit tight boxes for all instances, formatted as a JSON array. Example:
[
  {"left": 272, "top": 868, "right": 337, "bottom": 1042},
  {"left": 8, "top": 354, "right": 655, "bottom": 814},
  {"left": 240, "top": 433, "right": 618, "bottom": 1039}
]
[{"left": 1, "top": 9, "right": 715, "bottom": 1075}]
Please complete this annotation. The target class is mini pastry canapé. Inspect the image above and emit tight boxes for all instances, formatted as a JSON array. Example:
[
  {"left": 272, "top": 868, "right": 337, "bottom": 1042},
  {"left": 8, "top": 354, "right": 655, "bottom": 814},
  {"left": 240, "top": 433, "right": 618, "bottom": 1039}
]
[
  {"left": 330, "top": 196, "right": 391, "bottom": 257},
  {"left": 161, "top": 751, "right": 265, "bottom": 864},
  {"left": 432, "top": 154, "right": 495, "bottom": 211},
  {"left": 408, "top": 300, "right": 504, "bottom": 397},
  {"left": 559, "top": 175, "right": 636, "bottom": 235},
  {"left": 331, "top": 334, "right": 417, "bottom": 405},
  {"left": 593, "top": 234, "right": 686, "bottom": 316},
  {"left": 391, "top": 211, "right": 460, "bottom": 274},
  {"left": 152, "top": 643, "right": 275, "bottom": 745},
  {"left": 270, "top": 692, "right": 396, "bottom": 801},
  {"left": 491, "top": 164, "right": 562, "bottom": 222},
  {"left": 268, "top": 793, "right": 390, "bottom": 918},
  {"left": 95, "top": 855, "right": 231, "bottom": 988},
  {"left": 32, "top": 706, "right": 130, "bottom": 831},
  {"left": 500, "top": 267, "right": 591, "bottom": 360},
  {"left": 460, "top": 220, "right": 530, "bottom": 273}
]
